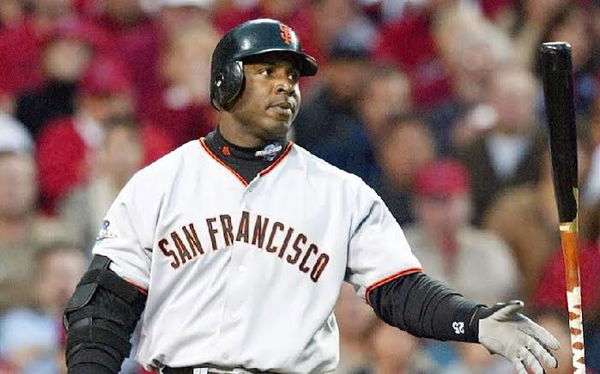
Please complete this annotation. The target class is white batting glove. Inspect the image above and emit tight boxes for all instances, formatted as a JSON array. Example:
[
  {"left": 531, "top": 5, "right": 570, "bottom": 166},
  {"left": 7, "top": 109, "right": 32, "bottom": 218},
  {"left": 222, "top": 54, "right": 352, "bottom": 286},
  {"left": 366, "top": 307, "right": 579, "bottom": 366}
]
[{"left": 478, "top": 300, "right": 560, "bottom": 374}]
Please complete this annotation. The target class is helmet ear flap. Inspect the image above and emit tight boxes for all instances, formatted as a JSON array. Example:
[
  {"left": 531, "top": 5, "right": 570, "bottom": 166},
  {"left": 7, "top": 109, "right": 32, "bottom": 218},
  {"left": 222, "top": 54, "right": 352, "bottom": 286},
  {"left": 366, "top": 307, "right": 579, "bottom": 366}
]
[{"left": 211, "top": 60, "right": 244, "bottom": 111}]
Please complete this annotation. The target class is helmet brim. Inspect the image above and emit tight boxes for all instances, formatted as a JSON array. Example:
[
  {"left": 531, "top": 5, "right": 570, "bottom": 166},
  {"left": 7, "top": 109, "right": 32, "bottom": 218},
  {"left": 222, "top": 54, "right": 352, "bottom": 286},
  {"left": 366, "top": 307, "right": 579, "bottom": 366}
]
[{"left": 237, "top": 48, "right": 318, "bottom": 77}]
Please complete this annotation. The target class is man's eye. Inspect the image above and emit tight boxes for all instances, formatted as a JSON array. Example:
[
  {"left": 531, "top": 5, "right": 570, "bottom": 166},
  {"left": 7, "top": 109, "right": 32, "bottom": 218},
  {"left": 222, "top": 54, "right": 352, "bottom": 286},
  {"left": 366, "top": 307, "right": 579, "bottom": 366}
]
[
  {"left": 289, "top": 71, "right": 300, "bottom": 81},
  {"left": 259, "top": 67, "right": 272, "bottom": 75}
]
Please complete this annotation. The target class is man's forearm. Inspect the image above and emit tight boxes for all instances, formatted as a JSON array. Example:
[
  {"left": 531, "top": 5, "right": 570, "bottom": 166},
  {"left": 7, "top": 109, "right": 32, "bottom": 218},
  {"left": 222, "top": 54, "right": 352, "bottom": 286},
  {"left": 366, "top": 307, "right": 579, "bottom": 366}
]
[{"left": 368, "top": 272, "right": 485, "bottom": 342}]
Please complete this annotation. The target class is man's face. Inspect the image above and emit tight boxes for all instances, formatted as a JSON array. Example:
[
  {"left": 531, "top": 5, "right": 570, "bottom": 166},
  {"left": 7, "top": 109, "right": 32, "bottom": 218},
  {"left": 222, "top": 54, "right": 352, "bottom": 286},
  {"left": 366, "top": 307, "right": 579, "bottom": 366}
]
[
  {"left": 82, "top": 91, "right": 134, "bottom": 126},
  {"left": 37, "top": 249, "right": 86, "bottom": 314},
  {"left": 488, "top": 69, "right": 536, "bottom": 133},
  {"left": 325, "top": 59, "right": 366, "bottom": 106},
  {"left": 0, "top": 153, "right": 36, "bottom": 220},
  {"left": 44, "top": 39, "right": 93, "bottom": 82},
  {"left": 415, "top": 194, "right": 471, "bottom": 234},
  {"left": 228, "top": 52, "right": 301, "bottom": 140}
]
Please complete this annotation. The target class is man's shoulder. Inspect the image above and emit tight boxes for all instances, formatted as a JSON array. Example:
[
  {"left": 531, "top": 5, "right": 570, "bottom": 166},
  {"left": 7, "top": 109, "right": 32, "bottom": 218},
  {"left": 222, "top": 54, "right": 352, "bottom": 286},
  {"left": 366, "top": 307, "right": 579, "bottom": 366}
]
[
  {"left": 128, "top": 141, "right": 202, "bottom": 191},
  {"left": 137, "top": 140, "right": 199, "bottom": 174}
]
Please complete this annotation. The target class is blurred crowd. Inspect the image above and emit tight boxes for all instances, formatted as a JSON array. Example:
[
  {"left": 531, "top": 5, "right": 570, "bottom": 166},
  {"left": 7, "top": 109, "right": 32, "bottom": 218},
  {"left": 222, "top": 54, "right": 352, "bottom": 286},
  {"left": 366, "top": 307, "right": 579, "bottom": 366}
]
[{"left": 1, "top": 0, "right": 600, "bottom": 373}]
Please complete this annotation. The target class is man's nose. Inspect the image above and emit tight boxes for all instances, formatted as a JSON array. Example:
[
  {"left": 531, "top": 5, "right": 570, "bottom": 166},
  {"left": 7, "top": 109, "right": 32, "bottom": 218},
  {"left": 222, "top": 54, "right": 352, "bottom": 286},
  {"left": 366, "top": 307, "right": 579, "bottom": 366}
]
[{"left": 275, "top": 78, "right": 294, "bottom": 94}]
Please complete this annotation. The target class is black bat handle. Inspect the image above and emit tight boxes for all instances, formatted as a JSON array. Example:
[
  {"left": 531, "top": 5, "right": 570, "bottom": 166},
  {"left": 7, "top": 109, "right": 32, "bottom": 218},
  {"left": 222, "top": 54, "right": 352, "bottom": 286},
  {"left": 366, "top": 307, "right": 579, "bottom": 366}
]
[{"left": 540, "top": 42, "right": 578, "bottom": 223}]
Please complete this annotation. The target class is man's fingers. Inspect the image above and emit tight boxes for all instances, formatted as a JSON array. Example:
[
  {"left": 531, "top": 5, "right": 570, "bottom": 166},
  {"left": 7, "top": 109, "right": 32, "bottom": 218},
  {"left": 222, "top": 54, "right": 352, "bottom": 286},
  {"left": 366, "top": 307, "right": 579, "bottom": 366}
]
[
  {"left": 511, "top": 357, "right": 528, "bottom": 374},
  {"left": 481, "top": 300, "right": 561, "bottom": 373},
  {"left": 520, "top": 320, "right": 561, "bottom": 351},
  {"left": 524, "top": 334, "right": 558, "bottom": 369},
  {"left": 519, "top": 345, "right": 545, "bottom": 374}
]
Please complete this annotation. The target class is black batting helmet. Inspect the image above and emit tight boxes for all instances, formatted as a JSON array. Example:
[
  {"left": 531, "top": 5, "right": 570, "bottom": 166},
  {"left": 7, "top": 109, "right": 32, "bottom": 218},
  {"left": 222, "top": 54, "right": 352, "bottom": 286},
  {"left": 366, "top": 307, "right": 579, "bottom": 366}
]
[{"left": 210, "top": 18, "right": 318, "bottom": 111}]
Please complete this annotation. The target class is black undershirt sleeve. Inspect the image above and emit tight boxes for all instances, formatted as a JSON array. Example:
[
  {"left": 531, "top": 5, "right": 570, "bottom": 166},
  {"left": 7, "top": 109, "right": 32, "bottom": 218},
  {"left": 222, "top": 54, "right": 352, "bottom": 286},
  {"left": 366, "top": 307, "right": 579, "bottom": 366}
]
[{"left": 368, "top": 272, "right": 487, "bottom": 342}]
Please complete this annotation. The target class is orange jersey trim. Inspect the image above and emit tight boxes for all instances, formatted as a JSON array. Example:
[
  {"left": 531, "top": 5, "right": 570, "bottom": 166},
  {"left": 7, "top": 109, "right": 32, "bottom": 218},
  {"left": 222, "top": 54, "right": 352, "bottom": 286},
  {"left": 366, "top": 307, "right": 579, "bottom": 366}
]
[
  {"left": 365, "top": 267, "right": 423, "bottom": 305},
  {"left": 259, "top": 141, "right": 293, "bottom": 176},
  {"left": 126, "top": 279, "right": 148, "bottom": 295},
  {"left": 199, "top": 138, "right": 249, "bottom": 186}
]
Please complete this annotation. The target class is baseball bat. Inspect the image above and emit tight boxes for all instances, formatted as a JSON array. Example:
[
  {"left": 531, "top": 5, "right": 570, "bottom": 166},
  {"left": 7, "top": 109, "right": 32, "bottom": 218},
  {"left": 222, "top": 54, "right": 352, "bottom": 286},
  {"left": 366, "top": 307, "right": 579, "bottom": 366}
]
[{"left": 540, "top": 42, "right": 586, "bottom": 373}]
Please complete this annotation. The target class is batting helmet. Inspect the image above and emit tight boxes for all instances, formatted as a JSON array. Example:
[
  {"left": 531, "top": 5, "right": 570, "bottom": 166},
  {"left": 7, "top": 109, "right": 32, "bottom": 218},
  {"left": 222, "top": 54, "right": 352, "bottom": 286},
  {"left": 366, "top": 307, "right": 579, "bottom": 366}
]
[{"left": 210, "top": 18, "right": 318, "bottom": 111}]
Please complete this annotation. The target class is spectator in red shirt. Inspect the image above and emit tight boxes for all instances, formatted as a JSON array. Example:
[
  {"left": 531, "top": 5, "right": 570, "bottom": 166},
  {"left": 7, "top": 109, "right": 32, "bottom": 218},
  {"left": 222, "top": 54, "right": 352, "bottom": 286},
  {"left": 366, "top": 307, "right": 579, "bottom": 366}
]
[
  {"left": 141, "top": 0, "right": 221, "bottom": 147},
  {"left": 0, "top": 0, "right": 79, "bottom": 95},
  {"left": 15, "top": 17, "right": 109, "bottom": 139},
  {"left": 88, "top": 0, "right": 162, "bottom": 111},
  {"left": 531, "top": 201, "right": 600, "bottom": 373},
  {"left": 371, "top": 0, "right": 459, "bottom": 110},
  {"left": 533, "top": 201, "right": 600, "bottom": 318},
  {"left": 35, "top": 56, "right": 172, "bottom": 215},
  {"left": 0, "top": 0, "right": 24, "bottom": 30}
]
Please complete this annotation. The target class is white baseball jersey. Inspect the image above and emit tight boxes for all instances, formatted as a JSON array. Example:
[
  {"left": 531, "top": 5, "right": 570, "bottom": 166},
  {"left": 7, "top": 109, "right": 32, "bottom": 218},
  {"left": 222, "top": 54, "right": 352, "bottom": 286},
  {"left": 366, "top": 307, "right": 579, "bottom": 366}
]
[{"left": 92, "top": 139, "right": 422, "bottom": 373}]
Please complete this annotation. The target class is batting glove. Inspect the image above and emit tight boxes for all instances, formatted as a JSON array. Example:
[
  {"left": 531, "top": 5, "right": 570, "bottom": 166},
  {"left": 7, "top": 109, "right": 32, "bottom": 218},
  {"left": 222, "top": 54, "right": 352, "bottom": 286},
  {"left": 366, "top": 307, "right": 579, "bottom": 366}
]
[{"left": 477, "top": 300, "right": 560, "bottom": 374}]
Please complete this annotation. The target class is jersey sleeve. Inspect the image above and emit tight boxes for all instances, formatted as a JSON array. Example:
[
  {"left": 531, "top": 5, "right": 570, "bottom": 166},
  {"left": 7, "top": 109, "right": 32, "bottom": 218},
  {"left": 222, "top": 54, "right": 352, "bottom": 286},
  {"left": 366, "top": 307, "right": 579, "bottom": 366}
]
[
  {"left": 346, "top": 181, "right": 422, "bottom": 301},
  {"left": 92, "top": 173, "right": 155, "bottom": 290}
]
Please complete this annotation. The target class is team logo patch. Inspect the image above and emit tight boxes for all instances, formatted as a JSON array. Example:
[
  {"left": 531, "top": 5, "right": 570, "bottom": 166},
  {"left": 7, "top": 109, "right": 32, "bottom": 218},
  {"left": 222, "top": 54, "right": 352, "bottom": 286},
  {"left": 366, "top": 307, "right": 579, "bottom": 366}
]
[
  {"left": 255, "top": 143, "right": 283, "bottom": 161},
  {"left": 96, "top": 220, "right": 118, "bottom": 242},
  {"left": 279, "top": 23, "right": 293, "bottom": 45},
  {"left": 221, "top": 146, "right": 231, "bottom": 156}
]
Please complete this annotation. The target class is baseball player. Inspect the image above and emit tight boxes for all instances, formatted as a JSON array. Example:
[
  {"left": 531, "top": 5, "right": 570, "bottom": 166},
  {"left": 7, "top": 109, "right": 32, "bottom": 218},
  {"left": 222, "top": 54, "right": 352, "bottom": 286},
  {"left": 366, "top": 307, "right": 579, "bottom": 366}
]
[{"left": 64, "top": 19, "right": 559, "bottom": 374}]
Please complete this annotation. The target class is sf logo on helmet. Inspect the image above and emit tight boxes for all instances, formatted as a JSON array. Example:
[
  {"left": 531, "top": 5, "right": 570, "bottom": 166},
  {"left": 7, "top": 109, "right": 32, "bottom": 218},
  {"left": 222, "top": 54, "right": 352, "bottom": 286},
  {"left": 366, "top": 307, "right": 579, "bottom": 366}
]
[{"left": 279, "top": 23, "right": 293, "bottom": 45}]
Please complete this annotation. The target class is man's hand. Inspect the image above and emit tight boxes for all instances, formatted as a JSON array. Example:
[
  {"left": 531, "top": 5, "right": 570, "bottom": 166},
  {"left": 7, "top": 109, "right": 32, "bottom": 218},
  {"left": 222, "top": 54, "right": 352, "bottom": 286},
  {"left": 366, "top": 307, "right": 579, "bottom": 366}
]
[{"left": 478, "top": 300, "right": 560, "bottom": 374}]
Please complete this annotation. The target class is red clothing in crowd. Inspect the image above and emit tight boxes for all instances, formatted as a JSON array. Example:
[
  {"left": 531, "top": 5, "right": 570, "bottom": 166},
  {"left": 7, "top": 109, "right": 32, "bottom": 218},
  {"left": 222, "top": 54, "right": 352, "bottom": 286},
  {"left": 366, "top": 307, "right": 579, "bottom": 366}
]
[
  {"left": 90, "top": 13, "right": 162, "bottom": 110},
  {"left": 0, "top": 15, "right": 109, "bottom": 95},
  {"left": 0, "top": 18, "right": 48, "bottom": 94},
  {"left": 478, "top": 0, "right": 515, "bottom": 20},
  {"left": 372, "top": 9, "right": 452, "bottom": 109},
  {"left": 533, "top": 242, "right": 600, "bottom": 315},
  {"left": 0, "top": 360, "right": 18, "bottom": 373},
  {"left": 143, "top": 92, "right": 216, "bottom": 147},
  {"left": 74, "top": 0, "right": 101, "bottom": 17},
  {"left": 36, "top": 116, "right": 172, "bottom": 215}
]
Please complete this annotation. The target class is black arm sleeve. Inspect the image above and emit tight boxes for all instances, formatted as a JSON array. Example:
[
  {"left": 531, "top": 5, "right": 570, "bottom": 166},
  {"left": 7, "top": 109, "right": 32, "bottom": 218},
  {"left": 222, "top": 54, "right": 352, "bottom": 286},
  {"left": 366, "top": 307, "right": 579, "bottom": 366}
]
[{"left": 368, "top": 272, "right": 486, "bottom": 342}]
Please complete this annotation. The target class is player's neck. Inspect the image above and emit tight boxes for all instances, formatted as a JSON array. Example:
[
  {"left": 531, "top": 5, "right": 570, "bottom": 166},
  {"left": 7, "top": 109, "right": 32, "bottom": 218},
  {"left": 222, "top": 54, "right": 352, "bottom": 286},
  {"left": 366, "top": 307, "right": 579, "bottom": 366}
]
[
  {"left": 207, "top": 128, "right": 287, "bottom": 162},
  {"left": 219, "top": 125, "right": 264, "bottom": 149},
  {"left": 203, "top": 128, "right": 288, "bottom": 183}
]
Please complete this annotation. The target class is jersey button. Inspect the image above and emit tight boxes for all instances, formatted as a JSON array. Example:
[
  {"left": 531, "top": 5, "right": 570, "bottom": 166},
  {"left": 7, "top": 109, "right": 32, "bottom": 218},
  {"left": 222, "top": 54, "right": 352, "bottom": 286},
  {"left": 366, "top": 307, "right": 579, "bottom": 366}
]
[
  {"left": 231, "top": 312, "right": 240, "bottom": 322},
  {"left": 222, "top": 353, "right": 229, "bottom": 360},
  {"left": 238, "top": 265, "right": 246, "bottom": 273}
]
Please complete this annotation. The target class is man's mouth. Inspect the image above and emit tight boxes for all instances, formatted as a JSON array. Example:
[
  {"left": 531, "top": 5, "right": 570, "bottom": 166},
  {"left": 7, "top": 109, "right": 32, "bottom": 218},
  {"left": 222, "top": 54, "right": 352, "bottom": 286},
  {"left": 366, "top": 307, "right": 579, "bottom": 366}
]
[{"left": 268, "top": 101, "right": 294, "bottom": 117}]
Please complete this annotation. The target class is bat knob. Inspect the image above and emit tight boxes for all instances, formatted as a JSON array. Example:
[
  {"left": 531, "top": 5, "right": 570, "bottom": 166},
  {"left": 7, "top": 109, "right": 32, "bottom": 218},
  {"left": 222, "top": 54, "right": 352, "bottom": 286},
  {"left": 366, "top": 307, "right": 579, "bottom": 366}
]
[{"left": 540, "top": 42, "right": 572, "bottom": 72}]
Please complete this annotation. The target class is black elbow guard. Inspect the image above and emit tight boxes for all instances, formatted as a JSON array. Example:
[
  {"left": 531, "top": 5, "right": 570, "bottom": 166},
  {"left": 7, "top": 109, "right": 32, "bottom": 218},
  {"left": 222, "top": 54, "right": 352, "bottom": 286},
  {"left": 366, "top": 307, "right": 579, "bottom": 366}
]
[{"left": 63, "top": 255, "right": 147, "bottom": 373}]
